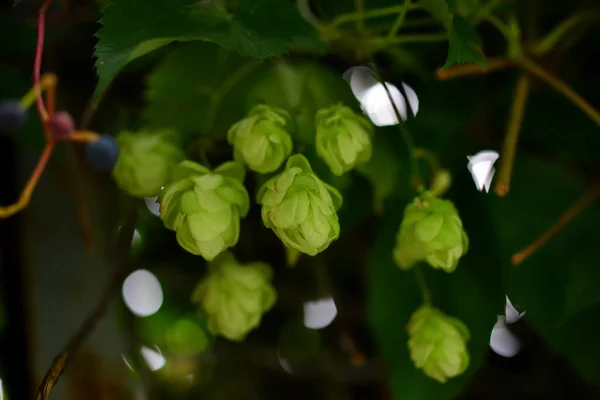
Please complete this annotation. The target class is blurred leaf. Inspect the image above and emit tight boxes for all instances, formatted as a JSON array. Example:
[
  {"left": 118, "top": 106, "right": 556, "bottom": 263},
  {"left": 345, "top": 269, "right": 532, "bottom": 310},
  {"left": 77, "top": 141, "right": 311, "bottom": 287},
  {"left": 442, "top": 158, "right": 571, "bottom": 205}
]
[
  {"left": 368, "top": 171, "right": 505, "bottom": 399},
  {"left": 356, "top": 132, "right": 405, "bottom": 215},
  {"left": 421, "top": 0, "right": 454, "bottom": 29},
  {"left": 486, "top": 155, "right": 600, "bottom": 388},
  {"left": 443, "top": 16, "right": 486, "bottom": 69},
  {"left": 94, "top": 0, "right": 321, "bottom": 102},
  {"left": 246, "top": 61, "right": 356, "bottom": 145},
  {"left": 143, "top": 42, "right": 264, "bottom": 142}
]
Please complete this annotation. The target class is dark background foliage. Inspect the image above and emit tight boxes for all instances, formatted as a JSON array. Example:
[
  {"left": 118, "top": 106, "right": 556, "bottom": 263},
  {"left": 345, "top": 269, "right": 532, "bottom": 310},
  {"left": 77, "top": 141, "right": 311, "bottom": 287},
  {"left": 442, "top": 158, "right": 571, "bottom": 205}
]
[{"left": 1, "top": 0, "right": 600, "bottom": 399}]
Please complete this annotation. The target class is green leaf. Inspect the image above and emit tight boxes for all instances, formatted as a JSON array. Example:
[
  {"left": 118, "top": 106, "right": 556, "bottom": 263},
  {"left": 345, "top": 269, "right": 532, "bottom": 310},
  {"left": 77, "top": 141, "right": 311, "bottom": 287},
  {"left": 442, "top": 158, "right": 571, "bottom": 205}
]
[
  {"left": 93, "top": 0, "right": 321, "bottom": 102},
  {"left": 246, "top": 61, "right": 357, "bottom": 145},
  {"left": 143, "top": 42, "right": 264, "bottom": 141},
  {"left": 420, "top": 0, "right": 454, "bottom": 29},
  {"left": 486, "top": 155, "right": 600, "bottom": 388},
  {"left": 443, "top": 16, "right": 486, "bottom": 69},
  {"left": 356, "top": 132, "right": 405, "bottom": 215},
  {"left": 368, "top": 173, "right": 506, "bottom": 399}
]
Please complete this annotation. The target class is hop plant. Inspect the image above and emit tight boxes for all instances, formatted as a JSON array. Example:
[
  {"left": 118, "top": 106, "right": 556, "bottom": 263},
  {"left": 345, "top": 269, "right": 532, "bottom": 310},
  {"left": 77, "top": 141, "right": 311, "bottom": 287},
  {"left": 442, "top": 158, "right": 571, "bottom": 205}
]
[
  {"left": 191, "top": 252, "right": 277, "bottom": 341},
  {"left": 112, "top": 129, "right": 185, "bottom": 197},
  {"left": 227, "top": 105, "right": 293, "bottom": 174},
  {"left": 257, "top": 154, "right": 342, "bottom": 256},
  {"left": 407, "top": 305, "right": 470, "bottom": 383},
  {"left": 159, "top": 160, "right": 250, "bottom": 260},
  {"left": 393, "top": 192, "right": 468, "bottom": 272},
  {"left": 315, "top": 104, "right": 373, "bottom": 176}
]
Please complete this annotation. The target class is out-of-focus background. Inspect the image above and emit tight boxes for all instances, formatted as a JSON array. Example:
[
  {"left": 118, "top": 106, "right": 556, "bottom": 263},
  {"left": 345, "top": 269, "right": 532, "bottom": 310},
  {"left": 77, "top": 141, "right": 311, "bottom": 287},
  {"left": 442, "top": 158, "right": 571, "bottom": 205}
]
[{"left": 2, "top": 0, "right": 600, "bottom": 399}]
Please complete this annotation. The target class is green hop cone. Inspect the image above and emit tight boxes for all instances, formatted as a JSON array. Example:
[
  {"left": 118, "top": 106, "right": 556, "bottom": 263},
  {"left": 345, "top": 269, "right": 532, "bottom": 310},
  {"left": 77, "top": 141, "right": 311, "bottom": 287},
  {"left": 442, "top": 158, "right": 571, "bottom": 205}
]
[
  {"left": 191, "top": 252, "right": 277, "bottom": 341},
  {"left": 257, "top": 154, "right": 343, "bottom": 256},
  {"left": 158, "top": 160, "right": 250, "bottom": 260},
  {"left": 407, "top": 305, "right": 470, "bottom": 383},
  {"left": 315, "top": 104, "right": 373, "bottom": 176},
  {"left": 227, "top": 105, "right": 293, "bottom": 174},
  {"left": 112, "top": 129, "right": 185, "bottom": 197},
  {"left": 393, "top": 192, "right": 469, "bottom": 272}
]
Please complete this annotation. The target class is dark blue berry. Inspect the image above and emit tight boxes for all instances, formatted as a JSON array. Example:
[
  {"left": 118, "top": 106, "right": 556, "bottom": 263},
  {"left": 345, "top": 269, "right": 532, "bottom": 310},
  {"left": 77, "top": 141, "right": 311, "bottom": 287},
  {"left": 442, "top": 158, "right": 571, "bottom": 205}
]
[
  {"left": 0, "top": 100, "right": 27, "bottom": 133},
  {"left": 51, "top": 111, "right": 75, "bottom": 138},
  {"left": 85, "top": 134, "right": 119, "bottom": 171}
]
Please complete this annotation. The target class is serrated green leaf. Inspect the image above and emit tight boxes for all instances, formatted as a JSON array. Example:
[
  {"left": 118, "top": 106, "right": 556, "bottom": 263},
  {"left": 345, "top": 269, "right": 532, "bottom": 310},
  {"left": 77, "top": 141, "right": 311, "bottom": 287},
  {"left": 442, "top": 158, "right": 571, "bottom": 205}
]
[
  {"left": 143, "top": 42, "right": 264, "bottom": 141},
  {"left": 94, "top": 0, "right": 322, "bottom": 103},
  {"left": 443, "top": 16, "right": 486, "bottom": 69},
  {"left": 421, "top": 0, "right": 454, "bottom": 29}
]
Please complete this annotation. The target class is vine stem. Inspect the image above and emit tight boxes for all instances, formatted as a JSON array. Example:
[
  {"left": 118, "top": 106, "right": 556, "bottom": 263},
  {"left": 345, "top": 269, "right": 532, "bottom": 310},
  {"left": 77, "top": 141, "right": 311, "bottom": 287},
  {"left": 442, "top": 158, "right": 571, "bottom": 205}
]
[
  {"left": 494, "top": 74, "right": 530, "bottom": 197},
  {"left": 34, "top": 0, "right": 54, "bottom": 124},
  {"left": 387, "top": 0, "right": 411, "bottom": 38},
  {"left": 512, "top": 184, "right": 600, "bottom": 266},
  {"left": 0, "top": 141, "right": 55, "bottom": 217},
  {"left": 329, "top": 3, "right": 420, "bottom": 27},
  {"left": 517, "top": 57, "right": 600, "bottom": 128},
  {"left": 36, "top": 200, "right": 139, "bottom": 400},
  {"left": 369, "top": 62, "right": 423, "bottom": 190},
  {"left": 436, "top": 57, "right": 513, "bottom": 80},
  {"left": 414, "top": 267, "right": 432, "bottom": 304}
]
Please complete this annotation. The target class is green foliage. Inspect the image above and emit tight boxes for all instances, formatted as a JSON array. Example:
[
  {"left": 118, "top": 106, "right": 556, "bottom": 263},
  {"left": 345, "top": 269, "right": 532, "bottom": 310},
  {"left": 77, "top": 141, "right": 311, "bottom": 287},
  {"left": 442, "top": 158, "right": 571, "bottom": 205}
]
[
  {"left": 94, "top": 0, "right": 321, "bottom": 101},
  {"left": 143, "top": 42, "right": 263, "bottom": 141},
  {"left": 420, "top": 0, "right": 454, "bottom": 29},
  {"left": 486, "top": 155, "right": 600, "bottom": 387},
  {"left": 443, "top": 16, "right": 486, "bottom": 69}
]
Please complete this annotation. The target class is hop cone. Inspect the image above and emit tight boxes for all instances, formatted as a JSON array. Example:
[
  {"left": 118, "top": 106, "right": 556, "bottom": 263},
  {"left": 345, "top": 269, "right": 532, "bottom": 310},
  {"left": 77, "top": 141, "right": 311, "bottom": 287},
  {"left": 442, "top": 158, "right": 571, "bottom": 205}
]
[
  {"left": 315, "top": 104, "right": 373, "bottom": 176},
  {"left": 159, "top": 160, "right": 250, "bottom": 260},
  {"left": 112, "top": 129, "right": 185, "bottom": 197},
  {"left": 407, "top": 305, "right": 470, "bottom": 383},
  {"left": 393, "top": 192, "right": 468, "bottom": 272},
  {"left": 257, "top": 154, "right": 342, "bottom": 256},
  {"left": 191, "top": 252, "right": 277, "bottom": 341},
  {"left": 227, "top": 105, "right": 293, "bottom": 174}
]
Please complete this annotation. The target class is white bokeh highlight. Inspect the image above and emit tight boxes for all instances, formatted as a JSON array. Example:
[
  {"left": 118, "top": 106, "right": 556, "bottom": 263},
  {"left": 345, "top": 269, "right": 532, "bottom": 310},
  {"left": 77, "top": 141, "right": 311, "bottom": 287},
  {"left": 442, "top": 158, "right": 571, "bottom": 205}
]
[
  {"left": 343, "top": 66, "right": 419, "bottom": 126},
  {"left": 122, "top": 269, "right": 164, "bottom": 317},
  {"left": 489, "top": 296, "right": 526, "bottom": 358},
  {"left": 144, "top": 196, "right": 161, "bottom": 217},
  {"left": 140, "top": 345, "right": 166, "bottom": 371},
  {"left": 303, "top": 297, "right": 337, "bottom": 330},
  {"left": 467, "top": 150, "right": 499, "bottom": 192}
]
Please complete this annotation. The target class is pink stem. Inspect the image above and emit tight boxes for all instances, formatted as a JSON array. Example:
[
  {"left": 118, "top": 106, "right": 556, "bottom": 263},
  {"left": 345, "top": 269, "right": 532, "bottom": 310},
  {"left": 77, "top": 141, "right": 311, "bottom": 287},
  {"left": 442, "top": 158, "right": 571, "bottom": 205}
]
[{"left": 34, "top": 0, "right": 54, "bottom": 120}]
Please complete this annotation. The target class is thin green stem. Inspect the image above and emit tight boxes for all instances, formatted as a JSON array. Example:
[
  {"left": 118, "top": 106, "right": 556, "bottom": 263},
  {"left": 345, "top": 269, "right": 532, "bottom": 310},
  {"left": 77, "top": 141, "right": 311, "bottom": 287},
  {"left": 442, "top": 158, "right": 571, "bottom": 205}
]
[
  {"left": 533, "top": 9, "right": 600, "bottom": 55},
  {"left": 471, "top": 0, "right": 504, "bottom": 24},
  {"left": 387, "top": 0, "right": 411, "bottom": 38},
  {"left": 370, "top": 62, "right": 423, "bottom": 190},
  {"left": 495, "top": 74, "right": 530, "bottom": 197},
  {"left": 330, "top": 3, "right": 420, "bottom": 27},
  {"left": 414, "top": 266, "right": 432, "bottom": 304},
  {"left": 355, "top": 0, "right": 365, "bottom": 30},
  {"left": 369, "top": 32, "right": 448, "bottom": 52}
]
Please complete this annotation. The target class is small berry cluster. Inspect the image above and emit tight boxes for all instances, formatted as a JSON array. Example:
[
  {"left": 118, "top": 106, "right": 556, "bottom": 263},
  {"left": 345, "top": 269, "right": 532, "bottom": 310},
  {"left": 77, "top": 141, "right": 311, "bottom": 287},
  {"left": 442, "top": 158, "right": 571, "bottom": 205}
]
[{"left": 0, "top": 73, "right": 120, "bottom": 218}]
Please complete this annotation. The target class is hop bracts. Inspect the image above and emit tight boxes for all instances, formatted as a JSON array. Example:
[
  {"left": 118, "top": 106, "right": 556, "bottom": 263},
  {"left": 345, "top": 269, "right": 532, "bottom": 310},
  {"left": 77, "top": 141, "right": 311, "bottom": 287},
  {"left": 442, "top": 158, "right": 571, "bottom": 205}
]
[
  {"left": 315, "top": 104, "right": 373, "bottom": 176},
  {"left": 393, "top": 192, "right": 469, "bottom": 272},
  {"left": 257, "top": 154, "right": 342, "bottom": 256},
  {"left": 191, "top": 252, "right": 277, "bottom": 341},
  {"left": 227, "top": 105, "right": 293, "bottom": 174},
  {"left": 407, "top": 305, "right": 470, "bottom": 383},
  {"left": 112, "top": 129, "right": 185, "bottom": 197},
  {"left": 159, "top": 160, "right": 250, "bottom": 261}
]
